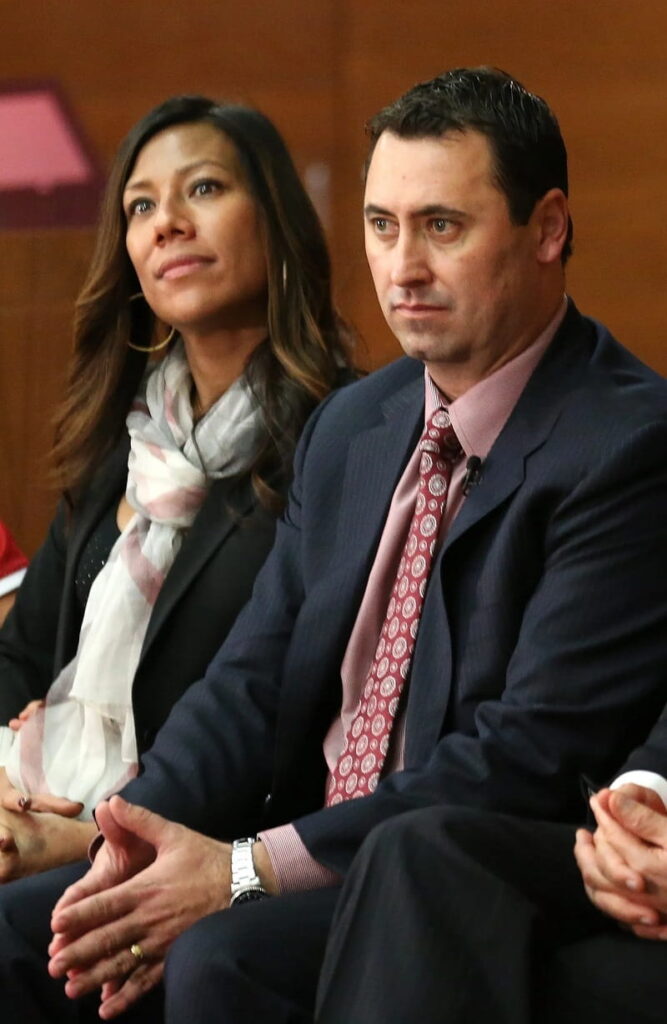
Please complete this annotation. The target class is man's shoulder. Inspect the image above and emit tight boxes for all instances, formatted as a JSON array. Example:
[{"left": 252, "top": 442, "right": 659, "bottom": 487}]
[
  {"left": 315, "top": 356, "right": 423, "bottom": 428},
  {"left": 526, "top": 307, "right": 667, "bottom": 479},
  {"left": 552, "top": 306, "right": 667, "bottom": 423},
  {"left": 568, "top": 307, "right": 662, "bottom": 383},
  {"left": 588, "top": 312, "right": 663, "bottom": 371}
]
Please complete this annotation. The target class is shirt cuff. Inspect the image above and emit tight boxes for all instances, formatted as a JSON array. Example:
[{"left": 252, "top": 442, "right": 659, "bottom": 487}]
[
  {"left": 0, "top": 568, "right": 26, "bottom": 598},
  {"left": 88, "top": 831, "right": 105, "bottom": 862},
  {"left": 610, "top": 770, "right": 667, "bottom": 810},
  {"left": 258, "top": 824, "right": 341, "bottom": 894},
  {"left": 0, "top": 725, "right": 15, "bottom": 766}
]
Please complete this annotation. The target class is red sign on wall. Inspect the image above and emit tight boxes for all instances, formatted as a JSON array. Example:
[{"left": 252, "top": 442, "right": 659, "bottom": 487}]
[{"left": 0, "top": 81, "right": 103, "bottom": 230}]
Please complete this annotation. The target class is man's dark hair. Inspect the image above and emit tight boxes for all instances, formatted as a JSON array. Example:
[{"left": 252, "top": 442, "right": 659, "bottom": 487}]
[{"left": 366, "top": 66, "right": 573, "bottom": 263}]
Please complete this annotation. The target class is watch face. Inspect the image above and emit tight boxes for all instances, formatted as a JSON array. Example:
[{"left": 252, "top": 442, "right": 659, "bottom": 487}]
[{"left": 233, "top": 888, "right": 269, "bottom": 905}]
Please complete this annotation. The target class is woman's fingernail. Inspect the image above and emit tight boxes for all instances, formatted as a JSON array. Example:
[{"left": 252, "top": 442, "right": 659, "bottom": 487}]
[{"left": 18, "top": 796, "right": 31, "bottom": 810}]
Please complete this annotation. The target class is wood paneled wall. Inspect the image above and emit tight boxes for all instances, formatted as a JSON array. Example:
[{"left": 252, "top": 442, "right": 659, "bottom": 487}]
[{"left": 2, "top": 0, "right": 666, "bottom": 553}]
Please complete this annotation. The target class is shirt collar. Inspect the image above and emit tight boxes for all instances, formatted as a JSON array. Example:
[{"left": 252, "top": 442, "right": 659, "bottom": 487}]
[{"left": 425, "top": 296, "right": 567, "bottom": 460}]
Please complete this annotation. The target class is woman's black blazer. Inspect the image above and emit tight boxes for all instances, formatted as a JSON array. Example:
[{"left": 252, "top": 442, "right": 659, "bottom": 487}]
[{"left": 0, "top": 438, "right": 280, "bottom": 755}]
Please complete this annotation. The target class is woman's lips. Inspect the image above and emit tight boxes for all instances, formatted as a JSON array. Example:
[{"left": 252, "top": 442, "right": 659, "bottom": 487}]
[{"left": 157, "top": 256, "right": 211, "bottom": 280}]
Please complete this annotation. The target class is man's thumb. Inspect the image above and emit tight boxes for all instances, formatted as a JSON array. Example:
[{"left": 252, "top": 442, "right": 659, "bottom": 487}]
[
  {"left": 107, "top": 795, "right": 171, "bottom": 844},
  {"left": 612, "top": 792, "right": 667, "bottom": 845}
]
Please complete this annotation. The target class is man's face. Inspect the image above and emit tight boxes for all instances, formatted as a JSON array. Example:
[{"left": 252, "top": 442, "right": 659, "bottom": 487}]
[{"left": 364, "top": 129, "right": 551, "bottom": 396}]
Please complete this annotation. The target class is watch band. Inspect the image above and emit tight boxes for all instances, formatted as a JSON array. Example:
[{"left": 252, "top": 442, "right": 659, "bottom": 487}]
[{"left": 230, "top": 837, "right": 269, "bottom": 906}]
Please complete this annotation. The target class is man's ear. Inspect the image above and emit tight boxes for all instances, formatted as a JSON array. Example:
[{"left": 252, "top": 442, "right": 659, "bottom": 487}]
[{"left": 533, "top": 188, "right": 570, "bottom": 264}]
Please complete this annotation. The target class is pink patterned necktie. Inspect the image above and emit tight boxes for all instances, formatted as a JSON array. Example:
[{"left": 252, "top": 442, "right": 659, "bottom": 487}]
[{"left": 327, "top": 408, "right": 462, "bottom": 805}]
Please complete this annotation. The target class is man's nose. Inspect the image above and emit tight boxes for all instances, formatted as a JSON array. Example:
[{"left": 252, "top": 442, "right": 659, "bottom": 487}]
[{"left": 389, "top": 235, "right": 432, "bottom": 288}]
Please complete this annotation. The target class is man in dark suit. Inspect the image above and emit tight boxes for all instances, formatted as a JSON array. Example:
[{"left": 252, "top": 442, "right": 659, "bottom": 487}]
[{"left": 2, "top": 66, "right": 667, "bottom": 1023}]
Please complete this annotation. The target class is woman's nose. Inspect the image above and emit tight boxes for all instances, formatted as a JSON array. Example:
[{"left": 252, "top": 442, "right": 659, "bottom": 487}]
[{"left": 152, "top": 197, "right": 194, "bottom": 243}]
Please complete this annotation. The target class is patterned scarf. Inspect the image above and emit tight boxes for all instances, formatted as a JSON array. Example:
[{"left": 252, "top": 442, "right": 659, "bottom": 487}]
[{"left": 5, "top": 342, "right": 262, "bottom": 817}]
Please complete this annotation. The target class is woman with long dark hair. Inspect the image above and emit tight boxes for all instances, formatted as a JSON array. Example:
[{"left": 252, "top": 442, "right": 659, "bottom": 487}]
[{"left": 0, "top": 95, "right": 355, "bottom": 879}]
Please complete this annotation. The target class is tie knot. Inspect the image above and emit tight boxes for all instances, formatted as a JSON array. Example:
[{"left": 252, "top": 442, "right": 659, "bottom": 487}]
[{"left": 419, "top": 408, "right": 462, "bottom": 462}]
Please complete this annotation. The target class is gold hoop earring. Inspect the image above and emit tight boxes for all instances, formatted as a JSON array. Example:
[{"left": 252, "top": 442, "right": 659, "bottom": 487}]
[
  {"left": 128, "top": 327, "right": 176, "bottom": 353},
  {"left": 127, "top": 292, "right": 176, "bottom": 353}
]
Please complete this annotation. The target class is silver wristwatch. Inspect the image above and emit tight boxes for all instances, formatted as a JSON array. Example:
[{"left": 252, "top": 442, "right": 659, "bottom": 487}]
[{"left": 230, "top": 837, "right": 269, "bottom": 906}]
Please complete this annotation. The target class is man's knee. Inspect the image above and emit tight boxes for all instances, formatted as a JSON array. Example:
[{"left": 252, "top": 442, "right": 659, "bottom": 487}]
[
  {"left": 164, "top": 897, "right": 331, "bottom": 1023},
  {"left": 357, "top": 804, "right": 489, "bottom": 870},
  {"left": 165, "top": 907, "right": 261, "bottom": 998},
  {"left": 0, "top": 864, "right": 80, "bottom": 946}
]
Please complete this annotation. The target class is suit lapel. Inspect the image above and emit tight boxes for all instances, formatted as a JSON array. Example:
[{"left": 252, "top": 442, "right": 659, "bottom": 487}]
[
  {"left": 334, "top": 370, "right": 425, "bottom": 573},
  {"left": 405, "top": 304, "right": 594, "bottom": 763},
  {"left": 61, "top": 444, "right": 258, "bottom": 667},
  {"left": 55, "top": 441, "right": 129, "bottom": 670},
  {"left": 444, "top": 301, "right": 591, "bottom": 554},
  {"left": 66, "top": 441, "right": 128, "bottom": 576}
]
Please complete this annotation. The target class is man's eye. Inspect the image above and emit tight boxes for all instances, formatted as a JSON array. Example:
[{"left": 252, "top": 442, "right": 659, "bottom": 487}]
[
  {"left": 431, "top": 218, "right": 451, "bottom": 233},
  {"left": 374, "top": 218, "right": 388, "bottom": 232}
]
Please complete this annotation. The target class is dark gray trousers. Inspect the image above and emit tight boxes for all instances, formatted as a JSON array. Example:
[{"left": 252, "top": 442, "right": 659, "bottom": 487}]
[{"left": 317, "top": 805, "right": 667, "bottom": 1024}]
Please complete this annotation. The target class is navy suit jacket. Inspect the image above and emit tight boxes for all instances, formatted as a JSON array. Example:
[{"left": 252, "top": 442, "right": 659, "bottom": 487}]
[{"left": 123, "top": 303, "right": 667, "bottom": 875}]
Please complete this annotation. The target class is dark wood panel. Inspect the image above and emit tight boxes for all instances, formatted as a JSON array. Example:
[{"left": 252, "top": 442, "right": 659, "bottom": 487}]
[
  {"left": 0, "top": 0, "right": 337, "bottom": 163},
  {"left": 0, "top": 233, "right": 93, "bottom": 552},
  {"left": 330, "top": 0, "right": 667, "bottom": 372}
]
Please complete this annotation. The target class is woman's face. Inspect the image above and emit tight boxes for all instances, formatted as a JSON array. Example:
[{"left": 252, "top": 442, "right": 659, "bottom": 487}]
[{"left": 123, "top": 122, "right": 268, "bottom": 338}]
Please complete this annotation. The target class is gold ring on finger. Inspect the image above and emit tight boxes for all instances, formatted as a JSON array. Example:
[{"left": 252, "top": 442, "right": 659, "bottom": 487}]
[{"left": 129, "top": 943, "right": 145, "bottom": 961}]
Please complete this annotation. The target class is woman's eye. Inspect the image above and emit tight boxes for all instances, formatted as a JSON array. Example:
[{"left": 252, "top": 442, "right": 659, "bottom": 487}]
[
  {"left": 127, "top": 198, "right": 153, "bottom": 217},
  {"left": 191, "top": 179, "right": 222, "bottom": 197}
]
